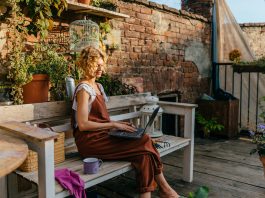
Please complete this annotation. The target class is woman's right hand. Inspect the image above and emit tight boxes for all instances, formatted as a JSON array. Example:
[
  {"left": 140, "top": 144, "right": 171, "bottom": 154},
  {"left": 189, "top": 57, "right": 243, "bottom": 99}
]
[{"left": 112, "top": 121, "right": 137, "bottom": 133}]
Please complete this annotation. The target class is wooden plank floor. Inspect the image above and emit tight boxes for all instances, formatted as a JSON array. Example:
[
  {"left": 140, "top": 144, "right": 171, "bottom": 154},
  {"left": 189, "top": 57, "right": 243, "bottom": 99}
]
[{"left": 96, "top": 138, "right": 265, "bottom": 198}]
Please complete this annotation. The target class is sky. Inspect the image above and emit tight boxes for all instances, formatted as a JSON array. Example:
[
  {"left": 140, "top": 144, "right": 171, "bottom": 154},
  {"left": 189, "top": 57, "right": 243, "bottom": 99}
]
[{"left": 150, "top": 0, "right": 265, "bottom": 23}]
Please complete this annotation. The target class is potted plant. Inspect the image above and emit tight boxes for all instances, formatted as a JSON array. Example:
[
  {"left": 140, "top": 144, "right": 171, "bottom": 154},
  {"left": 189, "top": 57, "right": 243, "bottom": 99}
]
[
  {"left": 23, "top": 43, "right": 69, "bottom": 103},
  {"left": 249, "top": 123, "right": 265, "bottom": 176},
  {"left": 195, "top": 112, "right": 224, "bottom": 138}
]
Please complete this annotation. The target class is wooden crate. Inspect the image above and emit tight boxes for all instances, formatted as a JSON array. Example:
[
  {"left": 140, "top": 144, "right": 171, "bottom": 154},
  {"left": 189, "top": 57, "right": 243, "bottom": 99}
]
[{"left": 197, "top": 99, "right": 239, "bottom": 138}]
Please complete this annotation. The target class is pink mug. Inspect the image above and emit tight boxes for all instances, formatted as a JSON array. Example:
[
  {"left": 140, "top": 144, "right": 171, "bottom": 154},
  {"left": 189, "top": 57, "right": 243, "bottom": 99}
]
[{"left": 83, "top": 158, "right": 103, "bottom": 174}]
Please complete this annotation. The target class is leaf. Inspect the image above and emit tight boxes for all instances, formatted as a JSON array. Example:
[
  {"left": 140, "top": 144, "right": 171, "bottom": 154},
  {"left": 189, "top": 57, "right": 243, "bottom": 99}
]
[
  {"left": 188, "top": 192, "right": 194, "bottom": 198},
  {"left": 193, "top": 186, "right": 209, "bottom": 198}
]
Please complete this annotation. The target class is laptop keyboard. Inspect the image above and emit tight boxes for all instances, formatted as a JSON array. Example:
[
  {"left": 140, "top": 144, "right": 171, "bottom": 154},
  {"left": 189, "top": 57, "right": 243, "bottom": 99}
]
[{"left": 109, "top": 128, "right": 145, "bottom": 138}]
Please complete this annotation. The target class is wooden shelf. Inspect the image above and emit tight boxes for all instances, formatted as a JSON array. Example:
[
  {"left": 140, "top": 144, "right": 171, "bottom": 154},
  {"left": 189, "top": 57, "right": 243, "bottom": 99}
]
[{"left": 67, "top": 1, "right": 129, "bottom": 19}]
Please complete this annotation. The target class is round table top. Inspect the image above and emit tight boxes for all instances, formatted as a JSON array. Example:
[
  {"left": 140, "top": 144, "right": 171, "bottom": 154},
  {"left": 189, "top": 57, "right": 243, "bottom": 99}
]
[{"left": 0, "top": 133, "right": 28, "bottom": 177}]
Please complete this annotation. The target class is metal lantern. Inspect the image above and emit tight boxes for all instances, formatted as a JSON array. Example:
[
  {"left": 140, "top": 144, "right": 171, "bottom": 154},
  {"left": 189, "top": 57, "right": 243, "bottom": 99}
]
[
  {"left": 140, "top": 96, "right": 164, "bottom": 138},
  {"left": 69, "top": 19, "right": 99, "bottom": 52}
]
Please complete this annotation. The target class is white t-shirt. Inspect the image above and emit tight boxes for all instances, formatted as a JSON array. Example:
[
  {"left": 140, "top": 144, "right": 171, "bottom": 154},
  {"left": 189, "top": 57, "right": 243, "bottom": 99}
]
[{"left": 72, "top": 83, "right": 108, "bottom": 127}]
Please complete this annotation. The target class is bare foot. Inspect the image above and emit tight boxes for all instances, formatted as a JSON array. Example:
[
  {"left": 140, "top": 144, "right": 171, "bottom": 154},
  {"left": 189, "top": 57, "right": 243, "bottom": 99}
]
[{"left": 159, "top": 189, "right": 179, "bottom": 198}]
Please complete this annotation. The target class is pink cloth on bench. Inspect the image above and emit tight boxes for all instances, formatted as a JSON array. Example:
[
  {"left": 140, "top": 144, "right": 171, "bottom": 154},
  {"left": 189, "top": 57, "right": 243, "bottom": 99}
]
[{"left": 55, "top": 168, "right": 86, "bottom": 198}]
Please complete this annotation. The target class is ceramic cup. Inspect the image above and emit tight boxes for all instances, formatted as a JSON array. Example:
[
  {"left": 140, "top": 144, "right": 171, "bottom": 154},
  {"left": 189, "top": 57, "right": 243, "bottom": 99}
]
[{"left": 83, "top": 158, "right": 103, "bottom": 174}]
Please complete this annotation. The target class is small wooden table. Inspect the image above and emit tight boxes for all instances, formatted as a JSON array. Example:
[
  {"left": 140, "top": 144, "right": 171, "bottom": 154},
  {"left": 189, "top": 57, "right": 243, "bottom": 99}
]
[{"left": 0, "top": 133, "right": 28, "bottom": 177}]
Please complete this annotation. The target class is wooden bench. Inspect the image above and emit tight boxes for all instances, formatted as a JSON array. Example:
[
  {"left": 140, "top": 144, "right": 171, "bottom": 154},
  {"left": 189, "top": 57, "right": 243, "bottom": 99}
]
[{"left": 0, "top": 93, "right": 196, "bottom": 198}]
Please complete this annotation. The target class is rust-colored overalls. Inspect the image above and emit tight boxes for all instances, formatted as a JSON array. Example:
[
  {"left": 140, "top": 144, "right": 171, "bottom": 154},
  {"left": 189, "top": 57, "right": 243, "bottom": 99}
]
[{"left": 74, "top": 93, "right": 163, "bottom": 193}]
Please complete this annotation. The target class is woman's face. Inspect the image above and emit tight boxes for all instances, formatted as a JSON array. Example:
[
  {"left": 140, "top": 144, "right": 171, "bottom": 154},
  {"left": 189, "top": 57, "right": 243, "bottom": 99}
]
[{"left": 94, "top": 57, "right": 104, "bottom": 78}]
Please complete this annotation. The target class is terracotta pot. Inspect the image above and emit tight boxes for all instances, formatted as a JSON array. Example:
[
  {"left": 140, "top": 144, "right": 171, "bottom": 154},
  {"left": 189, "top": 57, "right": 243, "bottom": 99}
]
[
  {"left": 78, "top": 0, "right": 91, "bottom": 5},
  {"left": 259, "top": 156, "right": 265, "bottom": 177},
  {"left": 22, "top": 74, "right": 49, "bottom": 104}
]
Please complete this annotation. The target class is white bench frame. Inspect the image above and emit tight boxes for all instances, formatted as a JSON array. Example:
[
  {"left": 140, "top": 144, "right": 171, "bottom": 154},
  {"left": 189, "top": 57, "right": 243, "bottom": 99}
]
[{"left": 0, "top": 93, "right": 196, "bottom": 198}]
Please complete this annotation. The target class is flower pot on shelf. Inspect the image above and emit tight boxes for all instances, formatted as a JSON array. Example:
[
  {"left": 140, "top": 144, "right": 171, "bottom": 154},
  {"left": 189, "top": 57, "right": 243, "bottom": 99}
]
[
  {"left": 78, "top": 0, "right": 91, "bottom": 4},
  {"left": 22, "top": 74, "right": 49, "bottom": 104},
  {"left": 260, "top": 156, "right": 265, "bottom": 177}
]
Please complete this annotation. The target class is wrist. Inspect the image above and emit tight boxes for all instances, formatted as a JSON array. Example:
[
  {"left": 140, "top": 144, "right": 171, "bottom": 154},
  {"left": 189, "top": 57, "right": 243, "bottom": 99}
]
[{"left": 110, "top": 121, "right": 116, "bottom": 128}]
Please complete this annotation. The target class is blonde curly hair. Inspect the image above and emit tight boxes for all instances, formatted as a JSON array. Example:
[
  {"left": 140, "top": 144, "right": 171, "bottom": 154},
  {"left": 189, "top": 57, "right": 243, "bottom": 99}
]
[{"left": 76, "top": 46, "right": 106, "bottom": 79}]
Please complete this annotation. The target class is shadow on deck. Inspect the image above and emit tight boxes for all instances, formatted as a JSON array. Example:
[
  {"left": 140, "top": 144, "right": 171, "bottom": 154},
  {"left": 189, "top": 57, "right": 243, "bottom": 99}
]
[{"left": 96, "top": 138, "right": 265, "bottom": 198}]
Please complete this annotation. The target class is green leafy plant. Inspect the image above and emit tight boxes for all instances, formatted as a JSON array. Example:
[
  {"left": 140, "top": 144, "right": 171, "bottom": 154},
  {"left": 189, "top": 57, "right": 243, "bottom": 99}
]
[
  {"left": 249, "top": 124, "right": 265, "bottom": 157},
  {"left": 249, "top": 96, "right": 265, "bottom": 157},
  {"left": 99, "top": 21, "right": 112, "bottom": 52},
  {"left": 196, "top": 112, "right": 224, "bottom": 138},
  {"left": 188, "top": 186, "right": 209, "bottom": 198},
  {"left": 28, "top": 43, "right": 69, "bottom": 100},
  {"left": 96, "top": 74, "right": 137, "bottom": 96},
  {"left": 234, "top": 56, "right": 265, "bottom": 67},
  {"left": 0, "top": 83, "right": 12, "bottom": 102},
  {"left": 0, "top": 0, "right": 67, "bottom": 104},
  {"left": 91, "top": 0, "right": 117, "bottom": 11}
]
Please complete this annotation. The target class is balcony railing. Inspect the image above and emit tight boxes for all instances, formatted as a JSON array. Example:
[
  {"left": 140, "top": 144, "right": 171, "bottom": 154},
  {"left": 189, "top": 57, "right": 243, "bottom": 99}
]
[{"left": 213, "top": 62, "right": 265, "bottom": 129}]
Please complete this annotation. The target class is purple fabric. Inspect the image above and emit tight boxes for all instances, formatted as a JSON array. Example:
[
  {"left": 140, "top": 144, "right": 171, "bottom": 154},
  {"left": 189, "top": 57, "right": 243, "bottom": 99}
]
[{"left": 55, "top": 168, "right": 86, "bottom": 198}]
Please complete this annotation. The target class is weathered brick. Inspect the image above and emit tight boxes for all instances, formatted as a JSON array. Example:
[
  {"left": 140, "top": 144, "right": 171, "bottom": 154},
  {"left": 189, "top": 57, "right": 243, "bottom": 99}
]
[
  {"left": 125, "top": 30, "right": 141, "bottom": 38},
  {"left": 107, "top": 58, "right": 118, "bottom": 65},
  {"left": 132, "top": 5, "right": 141, "bottom": 12},
  {"left": 141, "top": 20, "right": 154, "bottom": 28},
  {"left": 130, "top": 38, "right": 139, "bottom": 45},
  {"left": 130, "top": 24, "right": 145, "bottom": 33},
  {"left": 119, "top": 8, "right": 136, "bottom": 17},
  {"left": 129, "top": 52, "right": 138, "bottom": 59},
  {"left": 138, "top": 39, "right": 145, "bottom": 45},
  {"left": 121, "top": 37, "right": 130, "bottom": 44},
  {"left": 141, "top": 46, "right": 150, "bottom": 53},
  {"left": 133, "top": 46, "right": 142, "bottom": 53},
  {"left": 145, "top": 27, "right": 154, "bottom": 34},
  {"left": 136, "top": 12, "right": 151, "bottom": 20},
  {"left": 140, "top": 7, "right": 152, "bottom": 14}
]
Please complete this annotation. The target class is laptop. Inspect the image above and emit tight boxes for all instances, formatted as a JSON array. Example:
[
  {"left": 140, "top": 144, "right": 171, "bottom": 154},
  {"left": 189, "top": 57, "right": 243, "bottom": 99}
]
[{"left": 109, "top": 107, "right": 160, "bottom": 139}]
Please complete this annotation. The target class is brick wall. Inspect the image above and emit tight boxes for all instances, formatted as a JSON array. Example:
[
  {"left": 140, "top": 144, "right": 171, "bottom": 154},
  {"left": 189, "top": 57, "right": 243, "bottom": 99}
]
[
  {"left": 107, "top": 0, "right": 211, "bottom": 102},
  {"left": 240, "top": 23, "right": 265, "bottom": 59},
  {"left": 0, "top": 0, "right": 212, "bottom": 103}
]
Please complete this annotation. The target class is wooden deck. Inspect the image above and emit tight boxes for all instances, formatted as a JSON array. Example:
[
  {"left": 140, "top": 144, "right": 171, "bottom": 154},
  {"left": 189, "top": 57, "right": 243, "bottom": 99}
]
[{"left": 95, "top": 138, "right": 265, "bottom": 198}]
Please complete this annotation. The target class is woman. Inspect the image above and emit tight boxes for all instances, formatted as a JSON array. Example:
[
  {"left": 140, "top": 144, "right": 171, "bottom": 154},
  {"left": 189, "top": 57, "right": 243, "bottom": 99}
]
[{"left": 72, "top": 46, "right": 179, "bottom": 198}]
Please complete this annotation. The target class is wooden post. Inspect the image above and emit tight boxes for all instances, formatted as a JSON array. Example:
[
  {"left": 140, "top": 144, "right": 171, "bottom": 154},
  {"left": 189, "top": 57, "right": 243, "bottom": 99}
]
[
  {"left": 183, "top": 108, "right": 195, "bottom": 182},
  {"left": 37, "top": 140, "right": 55, "bottom": 198},
  {"left": 0, "top": 177, "right": 7, "bottom": 198},
  {"left": 7, "top": 173, "right": 19, "bottom": 197}
]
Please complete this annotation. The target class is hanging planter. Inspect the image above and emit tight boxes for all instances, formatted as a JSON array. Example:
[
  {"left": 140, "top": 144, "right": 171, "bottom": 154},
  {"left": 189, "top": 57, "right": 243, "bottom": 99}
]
[
  {"left": 22, "top": 74, "right": 49, "bottom": 104},
  {"left": 233, "top": 64, "right": 265, "bottom": 73}
]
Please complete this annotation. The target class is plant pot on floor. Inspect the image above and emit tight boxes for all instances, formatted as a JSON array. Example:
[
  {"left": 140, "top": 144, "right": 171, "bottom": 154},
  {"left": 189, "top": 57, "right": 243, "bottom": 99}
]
[
  {"left": 260, "top": 156, "right": 265, "bottom": 177},
  {"left": 22, "top": 74, "right": 49, "bottom": 104}
]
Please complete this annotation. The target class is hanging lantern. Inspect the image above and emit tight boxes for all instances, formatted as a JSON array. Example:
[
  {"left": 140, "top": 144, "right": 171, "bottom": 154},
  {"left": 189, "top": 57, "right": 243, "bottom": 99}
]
[
  {"left": 69, "top": 19, "right": 99, "bottom": 52},
  {"left": 140, "top": 96, "right": 164, "bottom": 138}
]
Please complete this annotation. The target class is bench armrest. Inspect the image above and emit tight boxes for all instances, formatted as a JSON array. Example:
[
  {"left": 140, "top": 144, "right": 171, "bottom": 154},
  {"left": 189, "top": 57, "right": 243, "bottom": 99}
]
[
  {"left": 158, "top": 101, "right": 197, "bottom": 116},
  {"left": 0, "top": 121, "right": 58, "bottom": 143}
]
